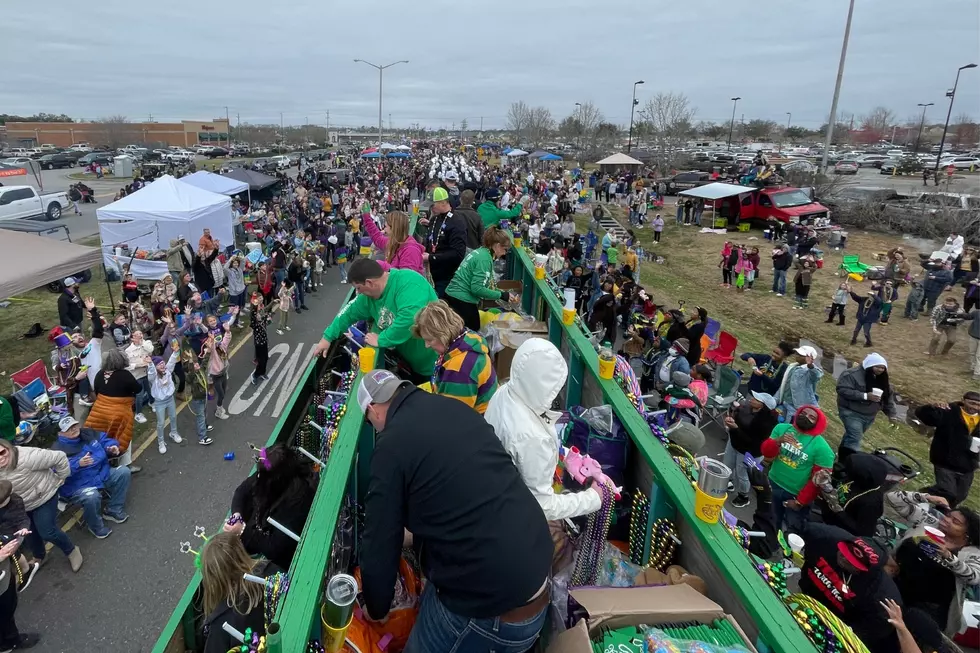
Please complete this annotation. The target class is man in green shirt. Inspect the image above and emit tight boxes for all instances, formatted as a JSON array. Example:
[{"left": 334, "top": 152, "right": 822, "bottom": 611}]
[
  {"left": 606, "top": 245, "right": 619, "bottom": 266},
  {"left": 760, "top": 405, "right": 835, "bottom": 535},
  {"left": 314, "top": 259, "right": 438, "bottom": 382},
  {"left": 477, "top": 188, "right": 523, "bottom": 228}
]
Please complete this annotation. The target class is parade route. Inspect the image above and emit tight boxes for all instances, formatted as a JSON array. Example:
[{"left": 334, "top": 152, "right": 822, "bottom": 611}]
[{"left": 16, "top": 273, "right": 348, "bottom": 653}]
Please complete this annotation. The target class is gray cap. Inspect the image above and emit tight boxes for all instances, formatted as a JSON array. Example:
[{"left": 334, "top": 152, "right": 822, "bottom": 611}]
[
  {"left": 356, "top": 369, "right": 410, "bottom": 413},
  {"left": 751, "top": 391, "right": 777, "bottom": 410}
]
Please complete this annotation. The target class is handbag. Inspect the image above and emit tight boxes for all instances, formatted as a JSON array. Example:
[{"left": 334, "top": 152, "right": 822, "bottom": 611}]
[{"left": 348, "top": 557, "right": 421, "bottom": 653}]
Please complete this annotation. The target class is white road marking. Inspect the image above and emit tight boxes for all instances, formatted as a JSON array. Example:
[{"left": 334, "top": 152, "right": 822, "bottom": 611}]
[{"left": 227, "top": 342, "right": 318, "bottom": 418}]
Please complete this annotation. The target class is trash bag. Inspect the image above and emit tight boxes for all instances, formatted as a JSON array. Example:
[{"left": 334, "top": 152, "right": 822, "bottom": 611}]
[{"left": 564, "top": 405, "right": 628, "bottom": 487}]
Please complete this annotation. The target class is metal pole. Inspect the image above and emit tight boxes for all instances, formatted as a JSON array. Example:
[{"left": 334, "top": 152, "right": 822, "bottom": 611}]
[
  {"left": 627, "top": 80, "right": 643, "bottom": 153},
  {"left": 934, "top": 64, "right": 977, "bottom": 171},
  {"left": 727, "top": 97, "right": 740, "bottom": 151},
  {"left": 820, "top": 0, "right": 856, "bottom": 173},
  {"left": 786, "top": 112, "right": 792, "bottom": 131},
  {"left": 378, "top": 67, "right": 383, "bottom": 149},
  {"left": 225, "top": 106, "right": 230, "bottom": 148},
  {"left": 914, "top": 103, "right": 933, "bottom": 154}
]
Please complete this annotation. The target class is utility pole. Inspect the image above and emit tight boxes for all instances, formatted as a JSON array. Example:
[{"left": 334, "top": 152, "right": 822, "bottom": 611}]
[
  {"left": 935, "top": 63, "right": 978, "bottom": 171},
  {"left": 914, "top": 102, "right": 933, "bottom": 153},
  {"left": 225, "top": 106, "right": 230, "bottom": 147},
  {"left": 627, "top": 80, "right": 644, "bottom": 153},
  {"left": 353, "top": 59, "right": 409, "bottom": 149},
  {"left": 480, "top": 116, "right": 483, "bottom": 132},
  {"left": 726, "top": 97, "right": 741, "bottom": 150},
  {"left": 280, "top": 112, "right": 284, "bottom": 153},
  {"left": 820, "top": 0, "right": 855, "bottom": 173}
]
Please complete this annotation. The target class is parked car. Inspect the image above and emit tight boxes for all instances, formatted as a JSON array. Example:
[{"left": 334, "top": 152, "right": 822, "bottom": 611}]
[
  {"left": 206, "top": 147, "right": 229, "bottom": 158},
  {"left": 0, "top": 185, "right": 70, "bottom": 221},
  {"left": 77, "top": 152, "right": 114, "bottom": 167},
  {"left": 164, "top": 151, "right": 195, "bottom": 163},
  {"left": 38, "top": 153, "right": 77, "bottom": 170},
  {"left": 943, "top": 156, "right": 980, "bottom": 170},
  {"left": 251, "top": 158, "right": 275, "bottom": 172},
  {"left": 879, "top": 156, "right": 923, "bottom": 175},
  {"left": 270, "top": 155, "right": 291, "bottom": 170},
  {"left": 834, "top": 161, "right": 859, "bottom": 175},
  {"left": 855, "top": 154, "right": 889, "bottom": 168},
  {"left": 661, "top": 171, "right": 711, "bottom": 194},
  {"left": 69, "top": 144, "right": 93, "bottom": 153},
  {"left": 1, "top": 157, "right": 33, "bottom": 167},
  {"left": 782, "top": 160, "right": 817, "bottom": 174}
]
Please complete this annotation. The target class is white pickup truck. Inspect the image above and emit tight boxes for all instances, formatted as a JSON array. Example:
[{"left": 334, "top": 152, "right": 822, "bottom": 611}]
[{"left": 0, "top": 185, "right": 71, "bottom": 221}]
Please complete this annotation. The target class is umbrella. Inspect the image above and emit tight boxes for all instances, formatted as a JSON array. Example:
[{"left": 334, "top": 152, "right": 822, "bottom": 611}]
[
  {"left": 361, "top": 152, "right": 382, "bottom": 159},
  {"left": 539, "top": 153, "right": 562, "bottom": 161},
  {"left": 361, "top": 147, "right": 378, "bottom": 155},
  {"left": 386, "top": 152, "right": 411, "bottom": 158}
]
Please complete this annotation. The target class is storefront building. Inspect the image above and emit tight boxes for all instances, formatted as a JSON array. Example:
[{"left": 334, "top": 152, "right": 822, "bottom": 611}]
[{"left": 4, "top": 119, "right": 231, "bottom": 149}]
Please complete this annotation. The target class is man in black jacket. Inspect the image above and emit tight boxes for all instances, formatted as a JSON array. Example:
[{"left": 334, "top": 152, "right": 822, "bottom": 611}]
[
  {"left": 454, "top": 189, "right": 484, "bottom": 251},
  {"left": 820, "top": 452, "right": 891, "bottom": 537},
  {"left": 57, "top": 277, "right": 84, "bottom": 331},
  {"left": 916, "top": 391, "right": 980, "bottom": 505},
  {"left": 770, "top": 244, "right": 792, "bottom": 296},
  {"left": 422, "top": 187, "right": 467, "bottom": 298},
  {"left": 723, "top": 391, "right": 778, "bottom": 507},
  {"left": 358, "top": 370, "right": 552, "bottom": 653}
]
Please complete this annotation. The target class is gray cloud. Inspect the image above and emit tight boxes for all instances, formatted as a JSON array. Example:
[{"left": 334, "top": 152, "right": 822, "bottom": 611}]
[{"left": 2, "top": 0, "right": 978, "bottom": 130}]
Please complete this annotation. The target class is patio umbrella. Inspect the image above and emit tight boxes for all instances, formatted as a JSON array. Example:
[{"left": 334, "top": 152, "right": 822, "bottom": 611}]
[{"left": 539, "top": 153, "right": 562, "bottom": 161}]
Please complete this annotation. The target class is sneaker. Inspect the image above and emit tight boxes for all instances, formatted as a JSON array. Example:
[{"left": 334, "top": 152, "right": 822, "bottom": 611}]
[
  {"left": 67, "top": 546, "right": 83, "bottom": 572},
  {"left": 158, "top": 441, "right": 167, "bottom": 454},
  {"left": 776, "top": 293, "right": 783, "bottom": 297},
  {"left": 285, "top": 326, "right": 291, "bottom": 331},
  {"left": 259, "top": 375, "right": 269, "bottom": 381},
  {"left": 198, "top": 436, "right": 214, "bottom": 446},
  {"left": 78, "top": 397, "right": 94, "bottom": 407},
  {"left": 731, "top": 494, "right": 751, "bottom": 509},
  {"left": 134, "top": 413, "right": 147, "bottom": 424},
  {"left": 88, "top": 525, "right": 112, "bottom": 539},
  {"left": 251, "top": 374, "right": 259, "bottom": 385},
  {"left": 300, "top": 305, "right": 309, "bottom": 311},
  {"left": 169, "top": 432, "right": 183, "bottom": 443},
  {"left": 727, "top": 481, "right": 735, "bottom": 492},
  {"left": 215, "top": 407, "right": 229, "bottom": 420},
  {"left": 103, "top": 510, "right": 129, "bottom": 524},
  {"left": 276, "top": 329, "right": 284, "bottom": 335},
  {"left": 128, "top": 465, "right": 142, "bottom": 474},
  {"left": 17, "top": 562, "right": 39, "bottom": 594},
  {"left": 341, "top": 280, "right": 347, "bottom": 284},
  {"left": 206, "top": 424, "right": 214, "bottom": 432}
]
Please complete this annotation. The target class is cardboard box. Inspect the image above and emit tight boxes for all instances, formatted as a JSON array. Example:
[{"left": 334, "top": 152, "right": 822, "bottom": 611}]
[
  {"left": 494, "top": 331, "right": 547, "bottom": 381},
  {"left": 480, "top": 279, "right": 524, "bottom": 310},
  {"left": 546, "top": 584, "right": 757, "bottom": 653}
]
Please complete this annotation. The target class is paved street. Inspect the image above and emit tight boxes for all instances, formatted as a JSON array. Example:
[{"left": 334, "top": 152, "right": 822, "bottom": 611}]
[{"left": 15, "top": 274, "right": 348, "bottom": 653}]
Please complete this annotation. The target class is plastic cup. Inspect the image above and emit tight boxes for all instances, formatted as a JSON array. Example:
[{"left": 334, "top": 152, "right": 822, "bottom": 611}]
[
  {"left": 924, "top": 525, "right": 946, "bottom": 543},
  {"left": 971, "top": 437, "right": 980, "bottom": 454},
  {"left": 534, "top": 265, "right": 545, "bottom": 280},
  {"left": 871, "top": 388, "right": 883, "bottom": 398},
  {"left": 513, "top": 236, "right": 523, "bottom": 247},
  {"left": 358, "top": 347, "right": 376, "bottom": 373},
  {"left": 562, "top": 307, "right": 576, "bottom": 325},
  {"left": 788, "top": 533, "right": 805, "bottom": 554}
]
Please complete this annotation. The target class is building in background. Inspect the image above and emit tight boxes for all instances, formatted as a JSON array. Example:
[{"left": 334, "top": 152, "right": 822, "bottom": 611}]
[{"left": 3, "top": 119, "right": 230, "bottom": 148}]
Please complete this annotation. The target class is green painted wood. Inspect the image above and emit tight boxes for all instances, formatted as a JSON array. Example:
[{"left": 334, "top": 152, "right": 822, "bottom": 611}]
[
  {"left": 548, "top": 308, "right": 562, "bottom": 349},
  {"left": 566, "top": 350, "right": 583, "bottom": 409},
  {"left": 507, "top": 246, "right": 815, "bottom": 653}
]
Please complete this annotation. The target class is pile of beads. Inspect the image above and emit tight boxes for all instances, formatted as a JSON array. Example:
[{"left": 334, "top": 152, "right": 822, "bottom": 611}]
[
  {"left": 306, "top": 641, "right": 326, "bottom": 653},
  {"left": 648, "top": 518, "right": 679, "bottom": 572},
  {"left": 784, "top": 594, "right": 868, "bottom": 653},
  {"left": 628, "top": 492, "right": 650, "bottom": 565},
  {"left": 570, "top": 483, "right": 615, "bottom": 586},
  {"left": 264, "top": 572, "right": 290, "bottom": 630},
  {"left": 754, "top": 559, "right": 788, "bottom": 597},
  {"left": 233, "top": 628, "right": 266, "bottom": 653}
]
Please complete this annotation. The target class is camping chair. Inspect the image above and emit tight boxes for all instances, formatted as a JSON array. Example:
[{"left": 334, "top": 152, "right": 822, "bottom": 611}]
[
  {"left": 703, "top": 318, "right": 722, "bottom": 345},
  {"left": 704, "top": 331, "right": 738, "bottom": 366},
  {"left": 839, "top": 255, "right": 870, "bottom": 281},
  {"left": 10, "top": 360, "right": 68, "bottom": 413},
  {"left": 703, "top": 366, "right": 743, "bottom": 433}
]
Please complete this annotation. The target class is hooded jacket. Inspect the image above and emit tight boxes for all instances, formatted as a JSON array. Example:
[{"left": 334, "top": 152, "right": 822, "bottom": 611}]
[
  {"left": 727, "top": 402, "right": 778, "bottom": 457},
  {"left": 484, "top": 339, "right": 602, "bottom": 522},
  {"left": 822, "top": 453, "right": 890, "bottom": 537},
  {"left": 477, "top": 200, "right": 522, "bottom": 228},
  {"left": 799, "top": 523, "right": 901, "bottom": 653},
  {"left": 916, "top": 401, "right": 980, "bottom": 473},
  {"left": 432, "top": 330, "right": 497, "bottom": 414},
  {"left": 58, "top": 290, "right": 83, "bottom": 330},
  {"left": 52, "top": 428, "right": 120, "bottom": 498},
  {"left": 361, "top": 212, "right": 425, "bottom": 275},
  {"left": 772, "top": 245, "right": 792, "bottom": 271},
  {"left": 760, "top": 406, "right": 834, "bottom": 502},
  {"left": 836, "top": 354, "right": 896, "bottom": 418},
  {"left": 445, "top": 248, "right": 504, "bottom": 305},
  {"left": 454, "top": 205, "right": 485, "bottom": 250}
]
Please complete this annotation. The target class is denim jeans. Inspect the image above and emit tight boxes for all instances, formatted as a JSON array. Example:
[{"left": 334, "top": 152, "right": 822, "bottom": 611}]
[
  {"left": 153, "top": 394, "right": 178, "bottom": 445},
  {"left": 772, "top": 269, "right": 787, "bottom": 294},
  {"left": 69, "top": 466, "right": 131, "bottom": 531},
  {"left": 191, "top": 398, "right": 208, "bottom": 439},
  {"left": 723, "top": 440, "right": 756, "bottom": 496},
  {"left": 293, "top": 283, "right": 305, "bottom": 309},
  {"left": 405, "top": 583, "right": 547, "bottom": 653},
  {"left": 838, "top": 406, "right": 878, "bottom": 453},
  {"left": 135, "top": 376, "right": 151, "bottom": 413},
  {"left": 771, "top": 481, "right": 809, "bottom": 536},
  {"left": 25, "top": 493, "right": 75, "bottom": 558},
  {"left": 338, "top": 261, "right": 347, "bottom": 282}
]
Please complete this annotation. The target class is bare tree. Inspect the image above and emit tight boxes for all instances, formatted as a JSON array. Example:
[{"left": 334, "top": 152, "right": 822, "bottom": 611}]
[
  {"left": 858, "top": 106, "right": 895, "bottom": 142},
  {"left": 558, "top": 115, "right": 584, "bottom": 142},
  {"left": 744, "top": 119, "right": 779, "bottom": 141},
  {"left": 506, "top": 101, "right": 531, "bottom": 142},
  {"left": 93, "top": 115, "right": 137, "bottom": 148},
  {"left": 526, "top": 106, "right": 554, "bottom": 148},
  {"left": 637, "top": 92, "right": 696, "bottom": 168},
  {"left": 953, "top": 113, "right": 979, "bottom": 148}
]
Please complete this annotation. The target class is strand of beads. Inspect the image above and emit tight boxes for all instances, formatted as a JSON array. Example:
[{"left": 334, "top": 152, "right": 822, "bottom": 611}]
[
  {"left": 570, "top": 482, "right": 614, "bottom": 586},
  {"left": 785, "top": 594, "right": 868, "bottom": 653},
  {"left": 263, "top": 572, "right": 290, "bottom": 630},
  {"left": 647, "top": 519, "right": 678, "bottom": 572},
  {"left": 755, "top": 559, "right": 788, "bottom": 597},
  {"left": 628, "top": 492, "right": 650, "bottom": 565},
  {"left": 306, "top": 641, "right": 326, "bottom": 653}
]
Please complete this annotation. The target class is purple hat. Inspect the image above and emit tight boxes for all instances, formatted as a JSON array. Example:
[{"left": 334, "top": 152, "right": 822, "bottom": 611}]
[{"left": 151, "top": 356, "right": 164, "bottom": 366}]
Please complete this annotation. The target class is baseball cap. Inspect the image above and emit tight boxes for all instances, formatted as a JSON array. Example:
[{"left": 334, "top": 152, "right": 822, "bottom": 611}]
[
  {"left": 58, "top": 415, "right": 79, "bottom": 432},
  {"left": 751, "top": 391, "right": 777, "bottom": 410},
  {"left": 63, "top": 277, "right": 78, "bottom": 287},
  {"left": 357, "top": 369, "right": 410, "bottom": 413},
  {"left": 794, "top": 345, "right": 819, "bottom": 358},
  {"left": 484, "top": 187, "right": 501, "bottom": 200},
  {"left": 444, "top": 171, "right": 459, "bottom": 181},
  {"left": 837, "top": 537, "right": 880, "bottom": 573},
  {"left": 432, "top": 187, "right": 449, "bottom": 202}
]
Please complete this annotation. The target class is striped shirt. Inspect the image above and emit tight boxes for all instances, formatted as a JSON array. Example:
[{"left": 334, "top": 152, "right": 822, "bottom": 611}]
[{"left": 434, "top": 330, "right": 498, "bottom": 414}]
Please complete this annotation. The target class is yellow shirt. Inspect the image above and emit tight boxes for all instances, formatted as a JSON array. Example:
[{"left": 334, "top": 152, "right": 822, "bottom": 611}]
[
  {"left": 623, "top": 250, "right": 638, "bottom": 271},
  {"left": 350, "top": 218, "right": 360, "bottom": 234},
  {"left": 962, "top": 409, "right": 979, "bottom": 434}
]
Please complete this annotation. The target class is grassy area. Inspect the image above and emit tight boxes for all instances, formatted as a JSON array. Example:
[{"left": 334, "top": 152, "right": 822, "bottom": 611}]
[{"left": 575, "top": 202, "right": 978, "bottom": 510}]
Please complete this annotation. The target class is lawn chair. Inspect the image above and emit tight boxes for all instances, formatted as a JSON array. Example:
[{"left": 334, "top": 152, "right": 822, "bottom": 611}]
[
  {"left": 839, "top": 254, "right": 870, "bottom": 280},
  {"left": 703, "top": 318, "right": 722, "bottom": 345},
  {"left": 10, "top": 360, "right": 69, "bottom": 416},
  {"left": 704, "top": 331, "right": 738, "bottom": 366},
  {"left": 703, "top": 365, "right": 743, "bottom": 433}
]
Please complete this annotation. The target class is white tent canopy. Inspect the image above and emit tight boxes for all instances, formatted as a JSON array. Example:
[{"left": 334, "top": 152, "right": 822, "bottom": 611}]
[
  {"left": 678, "top": 182, "right": 750, "bottom": 201},
  {"left": 395, "top": 144, "right": 411, "bottom": 150},
  {"left": 96, "top": 175, "right": 234, "bottom": 254},
  {"left": 595, "top": 153, "right": 644, "bottom": 166},
  {"left": 180, "top": 170, "right": 249, "bottom": 196},
  {"left": 507, "top": 149, "right": 529, "bottom": 157},
  {"left": 379, "top": 142, "right": 400, "bottom": 151}
]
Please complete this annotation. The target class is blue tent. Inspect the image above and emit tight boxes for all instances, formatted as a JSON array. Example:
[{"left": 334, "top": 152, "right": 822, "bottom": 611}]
[
  {"left": 360, "top": 151, "right": 382, "bottom": 159},
  {"left": 539, "top": 153, "right": 563, "bottom": 161},
  {"left": 386, "top": 151, "right": 411, "bottom": 158}
]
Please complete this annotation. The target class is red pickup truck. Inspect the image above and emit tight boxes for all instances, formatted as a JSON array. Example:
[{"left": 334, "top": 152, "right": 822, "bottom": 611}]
[{"left": 714, "top": 185, "right": 830, "bottom": 226}]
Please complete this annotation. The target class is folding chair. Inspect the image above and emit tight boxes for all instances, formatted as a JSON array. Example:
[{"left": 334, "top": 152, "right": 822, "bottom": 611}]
[
  {"left": 10, "top": 360, "right": 67, "bottom": 411},
  {"left": 703, "top": 366, "right": 744, "bottom": 433},
  {"left": 704, "top": 331, "right": 738, "bottom": 366},
  {"left": 703, "top": 318, "right": 722, "bottom": 345}
]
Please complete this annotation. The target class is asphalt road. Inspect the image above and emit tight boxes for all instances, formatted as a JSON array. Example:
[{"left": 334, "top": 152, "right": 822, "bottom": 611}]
[{"left": 15, "top": 275, "right": 348, "bottom": 653}]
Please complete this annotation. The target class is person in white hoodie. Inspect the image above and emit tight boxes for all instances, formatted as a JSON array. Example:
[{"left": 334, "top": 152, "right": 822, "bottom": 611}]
[
  {"left": 124, "top": 330, "right": 154, "bottom": 425},
  {"left": 484, "top": 339, "right": 602, "bottom": 525}
]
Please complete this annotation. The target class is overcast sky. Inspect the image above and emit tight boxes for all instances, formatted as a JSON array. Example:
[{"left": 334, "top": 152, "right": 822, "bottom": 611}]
[{"left": 4, "top": 0, "right": 979, "bottom": 131}]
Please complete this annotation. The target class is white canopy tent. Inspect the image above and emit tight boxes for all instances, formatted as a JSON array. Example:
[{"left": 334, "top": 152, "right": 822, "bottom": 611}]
[
  {"left": 506, "top": 149, "right": 529, "bottom": 157},
  {"left": 595, "top": 153, "right": 644, "bottom": 166},
  {"left": 97, "top": 175, "right": 234, "bottom": 258},
  {"left": 180, "top": 170, "right": 249, "bottom": 196},
  {"left": 379, "top": 142, "right": 400, "bottom": 151},
  {"left": 0, "top": 231, "right": 101, "bottom": 299},
  {"left": 677, "top": 182, "right": 750, "bottom": 201},
  {"left": 395, "top": 144, "right": 411, "bottom": 151}
]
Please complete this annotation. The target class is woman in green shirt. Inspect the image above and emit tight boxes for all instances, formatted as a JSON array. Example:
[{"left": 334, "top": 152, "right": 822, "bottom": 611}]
[
  {"left": 760, "top": 405, "right": 835, "bottom": 535},
  {"left": 444, "top": 226, "right": 513, "bottom": 332}
]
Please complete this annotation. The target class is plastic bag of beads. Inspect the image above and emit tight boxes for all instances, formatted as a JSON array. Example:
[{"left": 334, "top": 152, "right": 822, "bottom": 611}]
[
  {"left": 597, "top": 542, "right": 643, "bottom": 587},
  {"left": 549, "top": 562, "right": 574, "bottom": 634},
  {"left": 642, "top": 628, "right": 752, "bottom": 653}
]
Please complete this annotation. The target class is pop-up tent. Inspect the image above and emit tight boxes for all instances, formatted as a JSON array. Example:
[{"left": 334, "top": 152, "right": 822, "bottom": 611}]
[
  {"left": 181, "top": 170, "right": 249, "bottom": 197},
  {"left": 97, "top": 174, "right": 234, "bottom": 254},
  {"left": 220, "top": 168, "right": 279, "bottom": 192},
  {"left": 0, "top": 230, "right": 101, "bottom": 299}
]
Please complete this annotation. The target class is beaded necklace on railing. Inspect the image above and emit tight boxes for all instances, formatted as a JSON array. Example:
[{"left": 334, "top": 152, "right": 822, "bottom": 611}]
[
  {"left": 570, "top": 482, "right": 614, "bottom": 586},
  {"left": 264, "top": 572, "right": 290, "bottom": 630},
  {"left": 628, "top": 492, "right": 650, "bottom": 565},
  {"left": 647, "top": 518, "right": 679, "bottom": 572},
  {"left": 785, "top": 593, "right": 866, "bottom": 653}
]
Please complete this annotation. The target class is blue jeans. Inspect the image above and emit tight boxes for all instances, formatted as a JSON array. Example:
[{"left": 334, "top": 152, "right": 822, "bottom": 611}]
[
  {"left": 404, "top": 583, "right": 548, "bottom": 653},
  {"left": 838, "top": 406, "right": 878, "bottom": 453},
  {"left": 69, "top": 466, "right": 131, "bottom": 531},
  {"left": 191, "top": 398, "right": 207, "bottom": 439},
  {"left": 294, "top": 282, "right": 305, "bottom": 309},
  {"left": 135, "top": 376, "right": 151, "bottom": 413},
  {"left": 26, "top": 493, "right": 75, "bottom": 559},
  {"left": 154, "top": 395, "right": 178, "bottom": 445},
  {"left": 338, "top": 261, "right": 347, "bottom": 282},
  {"left": 723, "top": 440, "right": 757, "bottom": 496},
  {"left": 771, "top": 481, "right": 809, "bottom": 536},
  {"left": 772, "top": 269, "right": 787, "bottom": 294}
]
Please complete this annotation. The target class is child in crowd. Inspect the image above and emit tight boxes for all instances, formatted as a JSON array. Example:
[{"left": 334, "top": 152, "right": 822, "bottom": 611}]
[
  {"left": 652, "top": 214, "right": 664, "bottom": 243},
  {"left": 904, "top": 280, "right": 925, "bottom": 320},
  {"left": 337, "top": 230, "right": 351, "bottom": 283},
  {"left": 878, "top": 279, "right": 898, "bottom": 325},
  {"left": 313, "top": 247, "right": 325, "bottom": 289},
  {"left": 827, "top": 281, "right": 849, "bottom": 325},
  {"left": 793, "top": 259, "right": 814, "bottom": 309},
  {"left": 122, "top": 273, "right": 140, "bottom": 303},
  {"left": 146, "top": 351, "right": 182, "bottom": 454},
  {"left": 0, "top": 481, "right": 39, "bottom": 593},
  {"left": 182, "top": 349, "right": 214, "bottom": 446},
  {"left": 276, "top": 279, "right": 294, "bottom": 335},
  {"left": 249, "top": 294, "right": 273, "bottom": 384}
]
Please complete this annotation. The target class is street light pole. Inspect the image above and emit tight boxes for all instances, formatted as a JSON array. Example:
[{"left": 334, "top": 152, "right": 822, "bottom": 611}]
[
  {"left": 627, "top": 80, "right": 644, "bottom": 153},
  {"left": 727, "top": 97, "right": 741, "bottom": 151},
  {"left": 354, "top": 59, "right": 409, "bottom": 150},
  {"left": 786, "top": 112, "right": 792, "bottom": 131},
  {"left": 820, "top": 0, "right": 856, "bottom": 173},
  {"left": 934, "top": 63, "right": 977, "bottom": 171},
  {"left": 914, "top": 102, "right": 934, "bottom": 154}
]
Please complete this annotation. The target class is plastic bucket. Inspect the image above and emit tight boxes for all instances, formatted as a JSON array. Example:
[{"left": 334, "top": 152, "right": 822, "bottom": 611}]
[
  {"left": 694, "top": 485, "right": 726, "bottom": 524},
  {"left": 598, "top": 356, "right": 615, "bottom": 380},
  {"left": 534, "top": 266, "right": 545, "bottom": 280},
  {"left": 358, "top": 347, "right": 377, "bottom": 373},
  {"left": 562, "top": 308, "right": 576, "bottom": 325},
  {"left": 320, "top": 605, "right": 354, "bottom": 653}
]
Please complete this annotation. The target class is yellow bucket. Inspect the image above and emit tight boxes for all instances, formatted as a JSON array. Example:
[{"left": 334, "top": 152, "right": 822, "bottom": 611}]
[
  {"left": 694, "top": 485, "right": 726, "bottom": 524},
  {"left": 562, "top": 307, "right": 576, "bottom": 325},
  {"left": 513, "top": 236, "right": 523, "bottom": 247},
  {"left": 358, "top": 347, "right": 377, "bottom": 373},
  {"left": 320, "top": 604, "right": 354, "bottom": 652},
  {"left": 598, "top": 356, "right": 615, "bottom": 380},
  {"left": 534, "top": 265, "right": 545, "bottom": 280}
]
